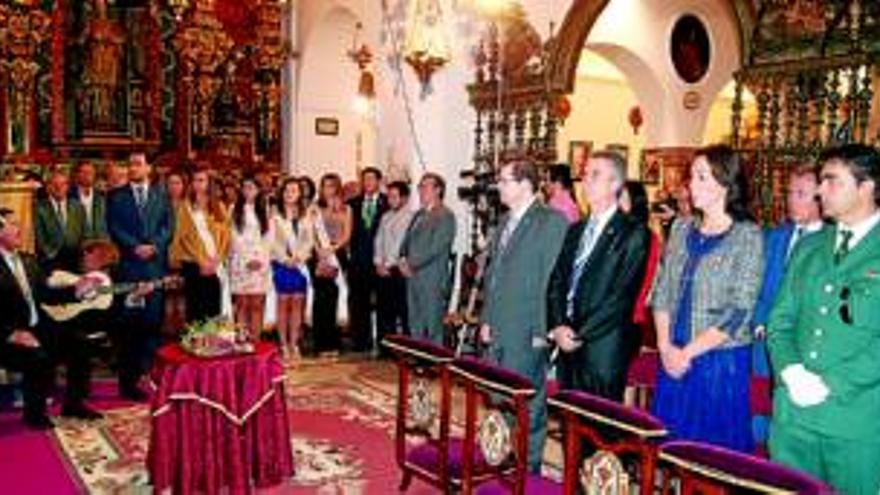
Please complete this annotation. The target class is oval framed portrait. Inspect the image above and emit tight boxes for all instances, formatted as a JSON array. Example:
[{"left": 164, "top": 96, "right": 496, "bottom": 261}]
[{"left": 670, "top": 14, "right": 711, "bottom": 84}]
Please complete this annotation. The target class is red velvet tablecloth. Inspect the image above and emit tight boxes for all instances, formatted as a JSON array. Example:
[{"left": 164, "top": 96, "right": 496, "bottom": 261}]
[{"left": 147, "top": 342, "right": 293, "bottom": 494}]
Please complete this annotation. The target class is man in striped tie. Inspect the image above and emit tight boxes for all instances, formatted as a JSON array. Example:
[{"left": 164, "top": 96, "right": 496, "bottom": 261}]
[{"left": 546, "top": 151, "right": 649, "bottom": 401}]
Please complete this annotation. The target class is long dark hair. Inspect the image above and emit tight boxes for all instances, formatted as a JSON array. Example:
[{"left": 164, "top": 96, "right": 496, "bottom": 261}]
[
  {"left": 623, "top": 180, "right": 649, "bottom": 224},
  {"left": 232, "top": 175, "right": 269, "bottom": 235},
  {"left": 277, "top": 176, "right": 306, "bottom": 220},
  {"left": 695, "top": 144, "right": 753, "bottom": 222},
  {"left": 317, "top": 173, "right": 343, "bottom": 209}
]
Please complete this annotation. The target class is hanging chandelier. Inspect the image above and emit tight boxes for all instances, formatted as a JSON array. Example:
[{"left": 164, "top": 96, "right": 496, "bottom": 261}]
[
  {"left": 402, "top": 0, "right": 451, "bottom": 96},
  {"left": 348, "top": 22, "right": 376, "bottom": 99}
]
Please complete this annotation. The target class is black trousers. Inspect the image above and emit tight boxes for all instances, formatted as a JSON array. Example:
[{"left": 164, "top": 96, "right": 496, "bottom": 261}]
[
  {"left": 0, "top": 339, "right": 53, "bottom": 419},
  {"left": 376, "top": 267, "right": 408, "bottom": 340},
  {"left": 114, "top": 295, "right": 163, "bottom": 394},
  {"left": 347, "top": 263, "right": 377, "bottom": 351},
  {"left": 49, "top": 310, "right": 113, "bottom": 406},
  {"left": 311, "top": 273, "right": 340, "bottom": 352},
  {"left": 181, "top": 262, "right": 222, "bottom": 324}
]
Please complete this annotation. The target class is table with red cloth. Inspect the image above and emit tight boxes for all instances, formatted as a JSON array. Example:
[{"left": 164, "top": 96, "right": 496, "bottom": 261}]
[{"left": 147, "top": 342, "right": 294, "bottom": 494}]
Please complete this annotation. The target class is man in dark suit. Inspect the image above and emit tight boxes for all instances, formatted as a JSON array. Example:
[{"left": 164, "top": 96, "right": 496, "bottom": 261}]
[
  {"left": 70, "top": 161, "right": 108, "bottom": 240},
  {"left": 547, "top": 151, "right": 649, "bottom": 401},
  {"left": 34, "top": 169, "right": 86, "bottom": 271},
  {"left": 347, "top": 167, "right": 388, "bottom": 352},
  {"left": 0, "top": 208, "right": 103, "bottom": 428},
  {"left": 106, "top": 152, "right": 173, "bottom": 400},
  {"left": 479, "top": 159, "right": 568, "bottom": 473}
]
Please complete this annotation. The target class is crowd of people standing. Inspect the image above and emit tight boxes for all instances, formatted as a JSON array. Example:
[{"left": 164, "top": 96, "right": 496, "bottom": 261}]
[{"left": 1, "top": 141, "right": 879, "bottom": 493}]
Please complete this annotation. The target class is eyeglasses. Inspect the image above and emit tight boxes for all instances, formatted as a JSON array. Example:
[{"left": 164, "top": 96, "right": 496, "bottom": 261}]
[
  {"left": 496, "top": 176, "right": 518, "bottom": 185},
  {"left": 839, "top": 286, "right": 852, "bottom": 325}
]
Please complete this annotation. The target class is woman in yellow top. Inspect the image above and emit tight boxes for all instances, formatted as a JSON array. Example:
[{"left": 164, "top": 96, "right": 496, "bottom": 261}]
[{"left": 169, "top": 167, "right": 230, "bottom": 324}]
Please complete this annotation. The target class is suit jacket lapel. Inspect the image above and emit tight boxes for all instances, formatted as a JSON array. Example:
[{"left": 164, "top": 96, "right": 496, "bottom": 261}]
[
  {"left": 581, "top": 211, "right": 623, "bottom": 273},
  {"left": 839, "top": 221, "right": 880, "bottom": 270},
  {"left": 499, "top": 203, "right": 538, "bottom": 264}
]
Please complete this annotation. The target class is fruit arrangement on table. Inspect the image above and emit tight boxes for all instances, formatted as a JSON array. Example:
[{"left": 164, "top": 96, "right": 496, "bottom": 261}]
[{"left": 180, "top": 317, "right": 255, "bottom": 357}]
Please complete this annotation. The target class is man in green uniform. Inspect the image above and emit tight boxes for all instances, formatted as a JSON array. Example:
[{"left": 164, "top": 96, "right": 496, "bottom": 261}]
[{"left": 768, "top": 143, "right": 880, "bottom": 494}]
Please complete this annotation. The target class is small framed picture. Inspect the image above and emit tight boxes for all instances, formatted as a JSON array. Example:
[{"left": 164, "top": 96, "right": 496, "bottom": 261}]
[
  {"left": 606, "top": 143, "right": 629, "bottom": 162},
  {"left": 640, "top": 149, "right": 662, "bottom": 185},
  {"left": 315, "top": 117, "right": 339, "bottom": 136},
  {"left": 568, "top": 140, "right": 592, "bottom": 178}
]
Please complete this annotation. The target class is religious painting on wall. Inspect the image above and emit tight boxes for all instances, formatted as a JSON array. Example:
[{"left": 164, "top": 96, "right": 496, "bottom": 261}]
[
  {"left": 606, "top": 143, "right": 629, "bottom": 162},
  {"left": 641, "top": 147, "right": 696, "bottom": 191},
  {"left": 568, "top": 140, "right": 592, "bottom": 178},
  {"left": 670, "top": 14, "right": 710, "bottom": 84},
  {"left": 640, "top": 149, "right": 662, "bottom": 185}
]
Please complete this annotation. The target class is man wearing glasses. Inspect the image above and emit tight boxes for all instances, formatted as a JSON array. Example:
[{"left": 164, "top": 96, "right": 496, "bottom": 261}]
[
  {"left": 479, "top": 159, "right": 568, "bottom": 473},
  {"left": 768, "top": 144, "right": 880, "bottom": 494}
]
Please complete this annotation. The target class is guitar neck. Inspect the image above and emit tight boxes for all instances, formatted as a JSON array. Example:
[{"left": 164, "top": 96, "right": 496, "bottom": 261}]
[{"left": 109, "top": 278, "right": 169, "bottom": 295}]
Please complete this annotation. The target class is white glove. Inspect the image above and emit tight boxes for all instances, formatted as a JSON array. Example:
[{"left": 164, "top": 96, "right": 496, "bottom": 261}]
[{"left": 780, "top": 364, "right": 830, "bottom": 407}]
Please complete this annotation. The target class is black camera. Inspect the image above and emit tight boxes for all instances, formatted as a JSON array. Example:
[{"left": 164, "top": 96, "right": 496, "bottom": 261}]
[{"left": 650, "top": 198, "right": 677, "bottom": 214}]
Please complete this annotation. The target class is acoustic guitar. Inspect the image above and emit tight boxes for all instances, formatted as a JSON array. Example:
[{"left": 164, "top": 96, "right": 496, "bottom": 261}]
[{"left": 41, "top": 270, "right": 182, "bottom": 322}]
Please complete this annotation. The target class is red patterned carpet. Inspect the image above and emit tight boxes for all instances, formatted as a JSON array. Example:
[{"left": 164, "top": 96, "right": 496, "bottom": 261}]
[{"left": 43, "top": 357, "right": 443, "bottom": 494}]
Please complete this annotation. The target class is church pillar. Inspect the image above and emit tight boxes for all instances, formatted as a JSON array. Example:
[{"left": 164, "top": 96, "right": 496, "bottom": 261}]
[{"left": 281, "top": 0, "right": 299, "bottom": 174}]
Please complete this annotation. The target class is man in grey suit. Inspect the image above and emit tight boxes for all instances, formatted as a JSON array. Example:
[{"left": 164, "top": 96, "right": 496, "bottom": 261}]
[
  {"left": 479, "top": 159, "right": 568, "bottom": 473},
  {"left": 400, "top": 173, "right": 456, "bottom": 344},
  {"left": 70, "top": 161, "right": 108, "bottom": 240},
  {"left": 35, "top": 170, "right": 86, "bottom": 271}
]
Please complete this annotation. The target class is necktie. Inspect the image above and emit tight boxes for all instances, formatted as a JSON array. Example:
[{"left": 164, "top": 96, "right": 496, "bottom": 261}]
[
  {"left": 566, "top": 219, "right": 598, "bottom": 318},
  {"left": 55, "top": 200, "right": 67, "bottom": 229},
  {"left": 363, "top": 198, "right": 376, "bottom": 229},
  {"left": 835, "top": 229, "right": 853, "bottom": 265},
  {"left": 497, "top": 217, "right": 518, "bottom": 255},
  {"left": 135, "top": 185, "right": 147, "bottom": 214},
  {"left": 786, "top": 227, "right": 804, "bottom": 261},
  {"left": 9, "top": 254, "right": 37, "bottom": 326}
]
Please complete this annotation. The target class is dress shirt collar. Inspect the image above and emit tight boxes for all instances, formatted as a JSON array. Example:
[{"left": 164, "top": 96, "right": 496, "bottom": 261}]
[
  {"left": 510, "top": 195, "right": 537, "bottom": 224},
  {"left": 0, "top": 246, "right": 15, "bottom": 263},
  {"left": 131, "top": 181, "right": 149, "bottom": 194},
  {"left": 838, "top": 211, "right": 880, "bottom": 250},
  {"left": 588, "top": 204, "right": 618, "bottom": 234},
  {"left": 795, "top": 219, "right": 824, "bottom": 234}
]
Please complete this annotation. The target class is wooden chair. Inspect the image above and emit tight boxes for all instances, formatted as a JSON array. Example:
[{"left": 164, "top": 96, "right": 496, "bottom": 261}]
[
  {"left": 382, "top": 334, "right": 459, "bottom": 492},
  {"left": 658, "top": 440, "right": 834, "bottom": 494},
  {"left": 548, "top": 389, "right": 667, "bottom": 494},
  {"left": 449, "top": 356, "right": 560, "bottom": 495}
]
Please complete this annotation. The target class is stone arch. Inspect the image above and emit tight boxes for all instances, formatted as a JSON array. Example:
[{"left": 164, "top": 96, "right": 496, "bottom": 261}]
[
  {"left": 582, "top": 42, "right": 667, "bottom": 143},
  {"left": 546, "top": 0, "right": 755, "bottom": 95}
]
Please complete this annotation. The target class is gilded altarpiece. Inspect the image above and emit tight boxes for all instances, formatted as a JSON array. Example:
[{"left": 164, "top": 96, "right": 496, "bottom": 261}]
[{"left": 0, "top": 0, "right": 283, "bottom": 170}]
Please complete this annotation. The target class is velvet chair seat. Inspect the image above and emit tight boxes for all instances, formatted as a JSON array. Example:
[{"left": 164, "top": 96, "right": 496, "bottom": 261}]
[
  {"left": 475, "top": 474, "right": 563, "bottom": 495},
  {"left": 660, "top": 440, "right": 834, "bottom": 494}
]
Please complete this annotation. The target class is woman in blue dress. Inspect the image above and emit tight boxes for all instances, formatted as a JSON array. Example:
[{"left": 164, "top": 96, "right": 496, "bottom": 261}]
[{"left": 650, "top": 145, "right": 764, "bottom": 452}]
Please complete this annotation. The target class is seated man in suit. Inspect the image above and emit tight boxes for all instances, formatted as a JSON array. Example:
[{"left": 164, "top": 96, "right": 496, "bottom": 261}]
[
  {"left": 0, "top": 208, "right": 103, "bottom": 428},
  {"left": 41, "top": 239, "right": 133, "bottom": 421}
]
